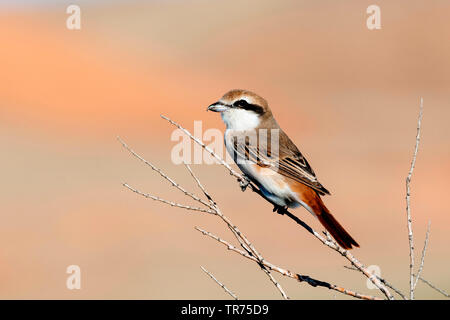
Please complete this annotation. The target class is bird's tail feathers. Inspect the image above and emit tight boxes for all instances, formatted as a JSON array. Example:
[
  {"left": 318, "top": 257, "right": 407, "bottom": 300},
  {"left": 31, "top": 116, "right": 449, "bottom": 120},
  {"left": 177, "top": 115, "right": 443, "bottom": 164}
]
[{"left": 316, "top": 204, "right": 359, "bottom": 250}]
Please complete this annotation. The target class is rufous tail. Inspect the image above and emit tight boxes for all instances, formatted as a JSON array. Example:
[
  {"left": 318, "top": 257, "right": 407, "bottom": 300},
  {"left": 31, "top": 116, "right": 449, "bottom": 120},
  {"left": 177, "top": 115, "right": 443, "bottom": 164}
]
[
  {"left": 317, "top": 204, "right": 359, "bottom": 250},
  {"left": 290, "top": 181, "right": 359, "bottom": 249}
]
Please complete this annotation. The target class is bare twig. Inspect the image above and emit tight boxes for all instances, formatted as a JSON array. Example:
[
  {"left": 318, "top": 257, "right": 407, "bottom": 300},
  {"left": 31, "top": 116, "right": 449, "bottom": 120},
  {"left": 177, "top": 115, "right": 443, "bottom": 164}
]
[
  {"left": 415, "top": 275, "right": 449, "bottom": 298},
  {"left": 197, "top": 227, "right": 381, "bottom": 300},
  {"left": 160, "top": 115, "right": 243, "bottom": 181},
  {"left": 118, "top": 136, "right": 213, "bottom": 210},
  {"left": 184, "top": 164, "right": 289, "bottom": 299},
  {"left": 260, "top": 264, "right": 289, "bottom": 299},
  {"left": 123, "top": 183, "right": 216, "bottom": 214},
  {"left": 310, "top": 227, "right": 393, "bottom": 299},
  {"left": 414, "top": 221, "right": 431, "bottom": 290},
  {"left": 184, "top": 162, "right": 215, "bottom": 205},
  {"left": 405, "top": 97, "right": 424, "bottom": 299},
  {"left": 211, "top": 202, "right": 289, "bottom": 299},
  {"left": 344, "top": 265, "right": 406, "bottom": 300},
  {"left": 200, "top": 266, "right": 238, "bottom": 300},
  {"left": 182, "top": 162, "right": 251, "bottom": 254},
  {"left": 120, "top": 137, "right": 289, "bottom": 299}
]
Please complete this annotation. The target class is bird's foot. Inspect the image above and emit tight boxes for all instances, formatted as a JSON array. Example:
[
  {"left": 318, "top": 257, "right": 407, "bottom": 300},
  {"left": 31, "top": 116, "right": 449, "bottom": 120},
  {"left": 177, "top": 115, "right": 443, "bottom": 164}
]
[
  {"left": 239, "top": 175, "right": 250, "bottom": 192},
  {"left": 273, "top": 205, "right": 288, "bottom": 215}
]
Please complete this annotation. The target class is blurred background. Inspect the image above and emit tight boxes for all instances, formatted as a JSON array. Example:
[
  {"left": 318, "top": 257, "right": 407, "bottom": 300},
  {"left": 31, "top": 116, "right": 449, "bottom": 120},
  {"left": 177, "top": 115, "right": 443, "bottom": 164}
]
[{"left": 0, "top": 0, "right": 449, "bottom": 299}]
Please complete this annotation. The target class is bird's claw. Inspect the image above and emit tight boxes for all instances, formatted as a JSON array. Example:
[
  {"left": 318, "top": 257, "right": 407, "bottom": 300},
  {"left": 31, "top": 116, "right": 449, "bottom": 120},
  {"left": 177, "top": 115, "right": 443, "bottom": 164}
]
[
  {"left": 239, "top": 176, "right": 250, "bottom": 191},
  {"left": 273, "top": 205, "right": 288, "bottom": 215}
]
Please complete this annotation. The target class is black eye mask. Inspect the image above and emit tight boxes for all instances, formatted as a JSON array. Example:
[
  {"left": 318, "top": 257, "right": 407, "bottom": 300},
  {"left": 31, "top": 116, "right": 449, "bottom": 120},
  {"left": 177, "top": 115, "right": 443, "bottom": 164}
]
[{"left": 233, "top": 99, "right": 265, "bottom": 115}]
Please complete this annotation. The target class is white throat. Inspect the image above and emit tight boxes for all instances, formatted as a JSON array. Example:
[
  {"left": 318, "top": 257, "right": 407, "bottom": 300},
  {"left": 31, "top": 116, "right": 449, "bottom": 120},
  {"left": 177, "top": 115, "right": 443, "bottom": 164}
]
[{"left": 221, "top": 108, "right": 260, "bottom": 131}]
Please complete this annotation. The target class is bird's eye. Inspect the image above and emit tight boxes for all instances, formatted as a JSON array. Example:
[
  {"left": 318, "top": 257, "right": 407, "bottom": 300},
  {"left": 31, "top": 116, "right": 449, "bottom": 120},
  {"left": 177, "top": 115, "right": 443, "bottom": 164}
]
[{"left": 234, "top": 99, "right": 249, "bottom": 107}]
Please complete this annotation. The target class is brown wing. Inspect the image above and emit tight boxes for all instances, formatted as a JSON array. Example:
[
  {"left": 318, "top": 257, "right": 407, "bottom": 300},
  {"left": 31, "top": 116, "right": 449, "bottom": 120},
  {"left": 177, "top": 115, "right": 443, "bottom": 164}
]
[{"left": 229, "top": 129, "right": 330, "bottom": 196}]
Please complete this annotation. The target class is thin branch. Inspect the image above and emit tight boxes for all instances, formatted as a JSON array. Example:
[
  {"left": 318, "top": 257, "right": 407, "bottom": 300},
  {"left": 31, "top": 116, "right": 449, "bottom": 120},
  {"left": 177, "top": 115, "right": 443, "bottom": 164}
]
[
  {"left": 182, "top": 163, "right": 288, "bottom": 299},
  {"left": 200, "top": 266, "right": 238, "bottom": 300},
  {"left": 344, "top": 265, "right": 406, "bottom": 300},
  {"left": 182, "top": 163, "right": 250, "bottom": 252},
  {"left": 118, "top": 136, "right": 213, "bottom": 210},
  {"left": 212, "top": 206, "right": 289, "bottom": 299},
  {"left": 160, "top": 115, "right": 394, "bottom": 300},
  {"left": 122, "top": 183, "right": 216, "bottom": 214},
  {"left": 184, "top": 162, "right": 215, "bottom": 205},
  {"left": 260, "top": 264, "right": 289, "bottom": 300},
  {"left": 310, "top": 226, "right": 393, "bottom": 299},
  {"left": 414, "top": 221, "right": 431, "bottom": 290},
  {"left": 183, "top": 163, "right": 245, "bottom": 250},
  {"left": 160, "top": 115, "right": 244, "bottom": 181},
  {"left": 346, "top": 264, "right": 449, "bottom": 300},
  {"left": 120, "top": 138, "right": 288, "bottom": 299},
  {"left": 405, "top": 97, "right": 424, "bottom": 299},
  {"left": 196, "top": 227, "right": 381, "bottom": 300},
  {"left": 415, "top": 275, "right": 450, "bottom": 298}
]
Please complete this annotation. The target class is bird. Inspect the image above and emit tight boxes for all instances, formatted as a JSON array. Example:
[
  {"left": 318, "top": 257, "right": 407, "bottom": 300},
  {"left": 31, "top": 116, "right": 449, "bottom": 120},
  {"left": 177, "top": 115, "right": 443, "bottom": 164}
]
[{"left": 207, "top": 89, "right": 359, "bottom": 249}]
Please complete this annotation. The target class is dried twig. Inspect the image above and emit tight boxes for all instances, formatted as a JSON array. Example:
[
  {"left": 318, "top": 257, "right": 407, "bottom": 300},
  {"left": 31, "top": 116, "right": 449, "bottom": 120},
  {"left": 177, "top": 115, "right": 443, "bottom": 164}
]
[
  {"left": 197, "top": 227, "right": 381, "bottom": 300},
  {"left": 160, "top": 115, "right": 243, "bottom": 180},
  {"left": 184, "top": 162, "right": 215, "bottom": 205},
  {"left": 405, "top": 97, "right": 423, "bottom": 299},
  {"left": 119, "top": 136, "right": 289, "bottom": 300},
  {"left": 118, "top": 137, "right": 212, "bottom": 210},
  {"left": 344, "top": 265, "right": 406, "bottom": 300},
  {"left": 414, "top": 221, "right": 431, "bottom": 291},
  {"left": 415, "top": 275, "right": 449, "bottom": 298},
  {"left": 200, "top": 266, "right": 238, "bottom": 300},
  {"left": 286, "top": 212, "right": 394, "bottom": 300},
  {"left": 207, "top": 193, "right": 289, "bottom": 299},
  {"left": 123, "top": 183, "right": 216, "bottom": 214}
]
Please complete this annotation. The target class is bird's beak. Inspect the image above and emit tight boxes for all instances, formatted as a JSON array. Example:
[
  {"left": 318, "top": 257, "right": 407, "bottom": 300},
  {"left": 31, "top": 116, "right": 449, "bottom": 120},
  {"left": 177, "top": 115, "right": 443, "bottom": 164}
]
[{"left": 207, "top": 102, "right": 229, "bottom": 112}]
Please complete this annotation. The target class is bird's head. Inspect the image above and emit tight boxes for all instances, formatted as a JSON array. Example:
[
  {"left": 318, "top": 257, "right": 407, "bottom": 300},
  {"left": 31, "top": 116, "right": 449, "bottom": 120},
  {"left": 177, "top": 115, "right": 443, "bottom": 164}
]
[{"left": 207, "top": 89, "right": 272, "bottom": 130}]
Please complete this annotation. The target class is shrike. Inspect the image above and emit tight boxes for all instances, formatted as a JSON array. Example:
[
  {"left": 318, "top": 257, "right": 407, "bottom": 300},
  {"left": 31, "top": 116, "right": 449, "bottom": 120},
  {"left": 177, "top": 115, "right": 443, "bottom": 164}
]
[{"left": 207, "top": 89, "right": 359, "bottom": 249}]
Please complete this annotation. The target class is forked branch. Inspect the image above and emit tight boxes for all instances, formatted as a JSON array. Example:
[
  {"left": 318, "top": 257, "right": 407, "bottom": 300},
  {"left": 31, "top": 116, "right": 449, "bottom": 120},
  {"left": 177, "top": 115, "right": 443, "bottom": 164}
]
[{"left": 119, "top": 136, "right": 377, "bottom": 300}]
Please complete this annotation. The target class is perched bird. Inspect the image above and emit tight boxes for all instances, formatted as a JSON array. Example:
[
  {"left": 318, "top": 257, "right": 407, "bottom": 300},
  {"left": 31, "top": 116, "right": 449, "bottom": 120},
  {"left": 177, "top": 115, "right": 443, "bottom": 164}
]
[{"left": 207, "top": 89, "right": 359, "bottom": 249}]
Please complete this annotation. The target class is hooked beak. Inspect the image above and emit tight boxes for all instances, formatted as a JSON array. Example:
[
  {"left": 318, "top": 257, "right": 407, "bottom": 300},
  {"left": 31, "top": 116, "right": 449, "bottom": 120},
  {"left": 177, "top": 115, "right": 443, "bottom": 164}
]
[{"left": 207, "top": 101, "right": 229, "bottom": 112}]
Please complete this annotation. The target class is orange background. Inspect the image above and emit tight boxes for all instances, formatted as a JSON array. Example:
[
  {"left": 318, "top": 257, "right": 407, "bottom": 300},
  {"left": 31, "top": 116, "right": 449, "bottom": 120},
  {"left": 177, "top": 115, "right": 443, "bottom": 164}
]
[{"left": 0, "top": 0, "right": 449, "bottom": 299}]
